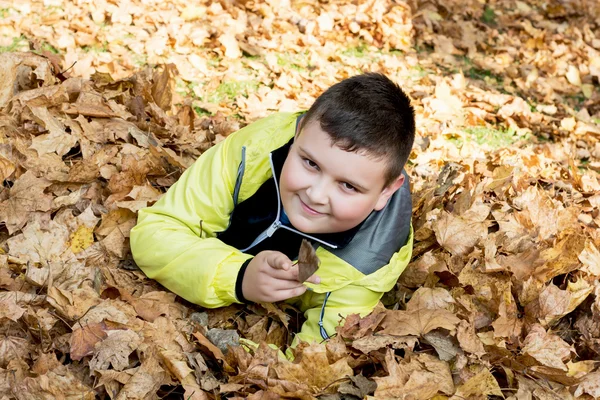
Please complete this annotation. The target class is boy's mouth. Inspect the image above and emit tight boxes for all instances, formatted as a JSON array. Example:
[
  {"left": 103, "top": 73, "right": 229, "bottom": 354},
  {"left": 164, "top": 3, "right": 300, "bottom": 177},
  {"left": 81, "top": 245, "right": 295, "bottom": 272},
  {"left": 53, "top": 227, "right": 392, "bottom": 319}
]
[{"left": 299, "top": 197, "right": 325, "bottom": 216}]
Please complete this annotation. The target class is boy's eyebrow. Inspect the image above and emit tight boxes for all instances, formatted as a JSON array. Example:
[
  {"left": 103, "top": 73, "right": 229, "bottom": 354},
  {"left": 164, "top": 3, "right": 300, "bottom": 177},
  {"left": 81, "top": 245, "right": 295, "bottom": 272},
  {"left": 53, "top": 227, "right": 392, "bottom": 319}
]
[{"left": 298, "top": 146, "right": 369, "bottom": 191}]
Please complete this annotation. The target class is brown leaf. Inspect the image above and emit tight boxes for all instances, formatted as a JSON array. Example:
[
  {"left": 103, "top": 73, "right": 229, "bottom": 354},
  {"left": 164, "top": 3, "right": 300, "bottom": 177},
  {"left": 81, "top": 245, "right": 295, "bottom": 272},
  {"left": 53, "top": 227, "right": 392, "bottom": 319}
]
[
  {"left": 374, "top": 349, "right": 454, "bottom": 399},
  {"left": 12, "top": 364, "right": 95, "bottom": 399},
  {"left": 0, "top": 292, "right": 25, "bottom": 321},
  {"left": 70, "top": 322, "right": 109, "bottom": 361},
  {"left": 522, "top": 324, "right": 574, "bottom": 371},
  {"left": 121, "top": 290, "right": 176, "bottom": 322},
  {"left": 297, "top": 239, "right": 320, "bottom": 283},
  {"left": 0, "top": 171, "right": 53, "bottom": 234},
  {"left": 116, "top": 351, "right": 169, "bottom": 399},
  {"left": 0, "top": 336, "right": 32, "bottom": 368},
  {"left": 88, "top": 329, "right": 143, "bottom": 372},
  {"left": 406, "top": 287, "right": 455, "bottom": 312},
  {"left": 574, "top": 371, "right": 600, "bottom": 398},
  {"left": 152, "top": 64, "right": 177, "bottom": 111},
  {"left": 337, "top": 306, "right": 386, "bottom": 340},
  {"left": 433, "top": 211, "right": 487, "bottom": 256},
  {"left": 453, "top": 368, "right": 503, "bottom": 398},
  {"left": 274, "top": 343, "right": 353, "bottom": 394},
  {"left": 379, "top": 309, "right": 461, "bottom": 337},
  {"left": 351, "top": 334, "right": 418, "bottom": 354},
  {"left": 456, "top": 320, "right": 485, "bottom": 357}
]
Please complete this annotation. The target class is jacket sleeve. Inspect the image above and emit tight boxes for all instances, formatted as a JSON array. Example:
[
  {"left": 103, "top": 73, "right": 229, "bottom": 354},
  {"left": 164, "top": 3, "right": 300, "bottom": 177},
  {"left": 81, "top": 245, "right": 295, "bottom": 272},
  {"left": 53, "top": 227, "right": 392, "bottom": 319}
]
[{"left": 129, "top": 130, "right": 252, "bottom": 308}]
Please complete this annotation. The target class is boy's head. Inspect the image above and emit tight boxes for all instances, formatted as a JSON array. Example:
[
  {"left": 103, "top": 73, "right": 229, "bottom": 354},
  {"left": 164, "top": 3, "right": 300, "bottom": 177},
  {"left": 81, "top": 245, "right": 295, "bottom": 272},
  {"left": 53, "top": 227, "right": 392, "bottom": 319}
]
[{"left": 279, "top": 73, "right": 415, "bottom": 234}]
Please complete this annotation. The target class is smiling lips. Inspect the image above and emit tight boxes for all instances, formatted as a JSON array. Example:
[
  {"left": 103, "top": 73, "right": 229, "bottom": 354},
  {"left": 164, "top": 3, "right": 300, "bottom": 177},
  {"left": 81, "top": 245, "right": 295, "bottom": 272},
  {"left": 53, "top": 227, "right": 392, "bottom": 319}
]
[{"left": 299, "top": 197, "right": 325, "bottom": 215}]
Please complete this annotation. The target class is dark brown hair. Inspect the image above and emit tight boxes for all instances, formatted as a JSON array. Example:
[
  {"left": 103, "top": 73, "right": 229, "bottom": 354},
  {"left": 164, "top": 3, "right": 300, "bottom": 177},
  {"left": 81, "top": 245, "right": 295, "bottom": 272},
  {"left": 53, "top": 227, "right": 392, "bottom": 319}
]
[{"left": 300, "top": 73, "right": 415, "bottom": 187}]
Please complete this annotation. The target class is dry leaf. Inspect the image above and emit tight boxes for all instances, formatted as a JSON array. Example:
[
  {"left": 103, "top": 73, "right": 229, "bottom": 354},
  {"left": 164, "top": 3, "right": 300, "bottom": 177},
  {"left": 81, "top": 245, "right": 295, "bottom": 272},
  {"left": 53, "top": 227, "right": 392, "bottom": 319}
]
[
  {"left": 297, "top": 239, "right": 320, "bottom": 283},
  {"left": 379, "top": 309, "right": 461, "bottom": 336},
  {"left": 522, "top": 324, "right": 574, "bottom": 371},
  {"left": 274, "top": 343, "right": 353, "bottom": 394},
  {"left": 374, "top": 349, "right": 454, "bottom": 399}
]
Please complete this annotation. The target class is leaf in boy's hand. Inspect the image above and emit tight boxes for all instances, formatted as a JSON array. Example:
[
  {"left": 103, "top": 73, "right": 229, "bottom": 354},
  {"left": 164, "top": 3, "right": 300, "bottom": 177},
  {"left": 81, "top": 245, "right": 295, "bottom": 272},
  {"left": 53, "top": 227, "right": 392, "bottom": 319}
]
[{"left": 298, "top": 239, "right": 320, "bottom": 283}]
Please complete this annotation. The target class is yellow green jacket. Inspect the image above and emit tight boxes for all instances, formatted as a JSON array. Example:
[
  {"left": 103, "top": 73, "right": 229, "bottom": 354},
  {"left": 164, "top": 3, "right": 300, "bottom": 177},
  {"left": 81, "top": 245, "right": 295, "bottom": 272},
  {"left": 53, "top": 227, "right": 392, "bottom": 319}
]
[{"left": 130, "top": 112, "right": 413, "bottom": 346}]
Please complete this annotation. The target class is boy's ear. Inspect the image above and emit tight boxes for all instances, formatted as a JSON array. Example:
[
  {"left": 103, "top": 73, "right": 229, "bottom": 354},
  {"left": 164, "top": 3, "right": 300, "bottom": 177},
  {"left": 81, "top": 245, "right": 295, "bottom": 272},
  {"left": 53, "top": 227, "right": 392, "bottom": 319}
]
[{"left": 374, "top": 174, "right": 405, "bottom": 211}]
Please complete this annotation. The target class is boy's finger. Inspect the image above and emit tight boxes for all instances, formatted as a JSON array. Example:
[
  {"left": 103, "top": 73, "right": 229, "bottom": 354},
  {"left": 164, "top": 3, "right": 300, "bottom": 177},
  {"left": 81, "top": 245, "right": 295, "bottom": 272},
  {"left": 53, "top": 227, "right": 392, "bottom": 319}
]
[
  {"left": 273, "top": 285, "right": 307, "bottom": 301},
  {"left": 305, "top": 274, "right": 321, "bottom": 285},
  {"left": 267, "top": 252, "right": 292, "bottom": 270}
]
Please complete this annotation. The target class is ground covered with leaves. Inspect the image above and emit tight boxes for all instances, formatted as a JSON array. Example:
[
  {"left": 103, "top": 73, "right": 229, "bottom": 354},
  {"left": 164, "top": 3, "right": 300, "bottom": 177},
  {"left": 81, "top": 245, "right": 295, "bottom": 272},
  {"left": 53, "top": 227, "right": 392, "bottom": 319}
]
[{"left": 1, "top": 0, "right": 600, "bottom": 398}]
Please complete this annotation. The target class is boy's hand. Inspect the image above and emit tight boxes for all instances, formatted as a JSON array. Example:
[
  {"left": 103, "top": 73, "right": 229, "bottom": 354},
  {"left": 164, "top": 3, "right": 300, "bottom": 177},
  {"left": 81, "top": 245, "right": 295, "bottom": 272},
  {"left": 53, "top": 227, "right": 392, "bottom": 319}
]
[{"left": 242, "top": 251, "right": 320, "bottom": 303}]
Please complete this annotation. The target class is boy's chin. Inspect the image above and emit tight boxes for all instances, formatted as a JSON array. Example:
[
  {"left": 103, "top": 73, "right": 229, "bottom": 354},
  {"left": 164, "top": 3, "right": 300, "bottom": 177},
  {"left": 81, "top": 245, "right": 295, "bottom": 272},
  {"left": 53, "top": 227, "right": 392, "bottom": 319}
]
[{"left": 287, "top": 215, "right": 328, "bottom": 234}]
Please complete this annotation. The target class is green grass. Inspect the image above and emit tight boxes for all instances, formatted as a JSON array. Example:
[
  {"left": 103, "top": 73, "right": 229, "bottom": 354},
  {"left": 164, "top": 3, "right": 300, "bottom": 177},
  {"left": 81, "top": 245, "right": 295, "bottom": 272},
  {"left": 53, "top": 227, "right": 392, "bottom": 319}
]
[
  {"left": 341, "top": 43, "right": 369, "bottom": 58},
  {"left": 482, "top": 6, "right": 497, "bottom": 25},
  {"left": 39, "top": 42, "right": 59, "bottom": 54},
  {"left": 203, "top": 80, "right": 260, "bottom": 104},
  {"left": 449, "top": 126, "right": 524, "bottom": 149},
  {"left": 0, "top": 36, "right": 27, "bottom": 53},
  {"left": 0, "top": 8, "right": 12, "bottom": 18},
  {"left": 82, "top": 43, "right": 109, "bottom": 53},
  {"left": 277, "top": 53, "right": 309, "bottom": 72},
  {"left": 409, "top": 65, "right": 429, "bottom": 80},
  {"left": 193, "top": 105, "right": 212, "bottom": 118}
]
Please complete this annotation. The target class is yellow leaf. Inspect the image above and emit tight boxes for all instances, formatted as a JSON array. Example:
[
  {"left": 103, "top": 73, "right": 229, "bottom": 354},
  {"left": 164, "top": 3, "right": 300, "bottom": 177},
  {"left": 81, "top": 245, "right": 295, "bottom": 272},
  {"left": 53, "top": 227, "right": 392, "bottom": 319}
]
[{"left": 69, "top": 225, "right": 94, "bottom": 254}]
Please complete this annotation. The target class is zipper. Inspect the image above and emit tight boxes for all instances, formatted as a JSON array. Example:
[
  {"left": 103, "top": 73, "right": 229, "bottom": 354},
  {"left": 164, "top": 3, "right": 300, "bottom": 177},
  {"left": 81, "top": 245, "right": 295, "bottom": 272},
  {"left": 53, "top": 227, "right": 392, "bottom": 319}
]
[{"left": 240, "top": 152, "right": 338, "bottom": 252}]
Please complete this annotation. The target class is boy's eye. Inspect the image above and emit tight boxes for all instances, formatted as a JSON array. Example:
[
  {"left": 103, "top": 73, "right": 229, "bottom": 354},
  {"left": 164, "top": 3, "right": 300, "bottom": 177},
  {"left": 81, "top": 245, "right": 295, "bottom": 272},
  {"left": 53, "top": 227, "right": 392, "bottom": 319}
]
[
  {"left": 303, "top": 158, "right": 318, "bottom": 169},
  {"left": 341, "top": 182, "right": 357, "bottom": 192}
]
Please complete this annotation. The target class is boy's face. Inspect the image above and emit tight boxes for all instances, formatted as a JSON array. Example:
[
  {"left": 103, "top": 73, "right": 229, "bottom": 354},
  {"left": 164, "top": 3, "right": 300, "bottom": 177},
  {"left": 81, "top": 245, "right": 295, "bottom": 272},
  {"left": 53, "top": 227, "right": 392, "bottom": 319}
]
[{"left": 279, "top": 120, "right": 405, "bottom": 234}]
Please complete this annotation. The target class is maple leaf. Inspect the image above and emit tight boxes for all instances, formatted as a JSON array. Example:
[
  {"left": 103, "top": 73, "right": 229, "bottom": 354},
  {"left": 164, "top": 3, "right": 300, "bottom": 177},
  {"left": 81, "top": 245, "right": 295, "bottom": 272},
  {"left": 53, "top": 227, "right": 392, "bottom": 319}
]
[
  {"left": 0, "top": 336, "right": 31, "bottom": 368},
  {"left": 579, "top": 240, "right": 600, "bottom": 276},
  {"left": 70, "top": 322, "right": 109, "bottom": 361},
  {"left": 0, "top": 293, "right": 25, "bottom": 322},
  {"left": 274, "top": 343, "right": 353, "bottom": 394},
  {"left": 379, "top": 308, "right": 461, "bottom": 337},
  {"left": 11, "top": 364, "right": 95, "bottom": 399},
  {"left": 29, "top": 106, "right": 78, "bottom": 156},
  {"left": 453, "top": 367, "right": 503, "bottom": 398},
  {"left": 374, "top": 349, "right": 454, "bottom": 399},
  {"left": 115, "top": 349, "right": 169, "bottom": 399},
  {"left": 88, "top": 329, "right": 143, "bottom": 372},
  {"left": 574, "top": 371, "right": 600, "bottom": 398},
  {"left": 406, "top": 287, "right": 455, "bottom": 312},
  {"left": 522, "top": 324, "right": 574, "bottom": 371},
  {"left": 337, "top": 306, "right": 386, "bottom": 340},
  {"left": 456, "top": 320, "right": 485, "bottom": 357},
  {"left": 525, "top": 280, "right": 593, "bottom": 327},
  {"left": 433, "top": 211, "right": 487, "bottom": 256},
  {"left": 0, "top": 171, "right": 53, "bottom": 234},
  {"left": 491, "top": 285, "right": 523, "bottom": 340}
]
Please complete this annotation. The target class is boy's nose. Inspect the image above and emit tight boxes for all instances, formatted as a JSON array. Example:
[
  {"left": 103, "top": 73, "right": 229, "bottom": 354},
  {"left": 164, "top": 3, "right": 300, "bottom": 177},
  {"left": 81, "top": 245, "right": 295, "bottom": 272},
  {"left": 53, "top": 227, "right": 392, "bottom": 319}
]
[{"left": 306, "top": 182, "right": 328, "bottom": 205}]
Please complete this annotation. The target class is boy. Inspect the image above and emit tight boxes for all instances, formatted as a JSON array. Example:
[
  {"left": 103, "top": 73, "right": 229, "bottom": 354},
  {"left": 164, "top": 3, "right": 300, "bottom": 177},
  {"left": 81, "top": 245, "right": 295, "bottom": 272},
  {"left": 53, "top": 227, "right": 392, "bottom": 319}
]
[{"left": 130, "top": 73, "right": 415, "bottom": 346}]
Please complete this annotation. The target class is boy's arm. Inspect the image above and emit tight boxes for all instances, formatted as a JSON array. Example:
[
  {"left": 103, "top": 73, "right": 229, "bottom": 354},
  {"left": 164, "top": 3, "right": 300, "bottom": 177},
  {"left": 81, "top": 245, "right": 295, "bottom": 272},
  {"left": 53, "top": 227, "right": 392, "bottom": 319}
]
[{"left": 130, "top": 131, "right": 250, "bottom": 308}]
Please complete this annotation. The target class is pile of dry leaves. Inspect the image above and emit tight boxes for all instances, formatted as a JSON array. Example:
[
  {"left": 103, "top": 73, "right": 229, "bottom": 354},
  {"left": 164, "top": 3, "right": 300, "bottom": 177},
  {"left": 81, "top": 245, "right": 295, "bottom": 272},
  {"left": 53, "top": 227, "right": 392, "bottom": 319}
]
[{"left": 0, "top": 0, "right": 600, "bottom": 399}]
